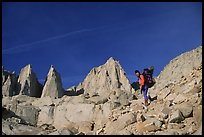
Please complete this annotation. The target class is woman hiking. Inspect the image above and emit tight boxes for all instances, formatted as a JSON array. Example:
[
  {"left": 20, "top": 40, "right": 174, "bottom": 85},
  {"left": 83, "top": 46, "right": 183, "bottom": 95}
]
[{"left": 135, "top": 70, "right": 152, "bottom": 106}]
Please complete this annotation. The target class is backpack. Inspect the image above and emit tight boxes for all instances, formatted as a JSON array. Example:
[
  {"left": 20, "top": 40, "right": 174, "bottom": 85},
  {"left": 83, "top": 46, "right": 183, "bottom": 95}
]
[{"left": 142, "top": 66, "right": 155, "bottom": 88}]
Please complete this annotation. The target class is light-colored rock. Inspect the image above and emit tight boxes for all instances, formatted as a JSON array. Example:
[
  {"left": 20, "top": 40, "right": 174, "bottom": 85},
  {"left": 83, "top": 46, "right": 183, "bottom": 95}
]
[
  {"left": 32, "top": 96, "right": 54, "bottom": 107},
  {"left": 17, "top": 64, "right": 42, "bottom": 97},
  {"left": 117, "top": 128, "right": 132, "bottom": 135},
  {"left": 155, "top": 129, "right": 179, "bottom": 135},
  {"left": 93, "top": 102, "right": 112, "bottom": 130},
  {"left": 193, "top": 122, "right": 202, "bottom": 135},
  {"left": 48, "top": 131, "right": 61, "bottom": 135},
  {"left": 41, "top": 65, "right": 64, "bottom": 98},
  {"left": 2, "top": 67, "right": 17, "bottom": 97},
  {"left": 53, "top": 103, "right": 95, "bottom": 129},
  {"left": 165, "top": 93, "right": 177, "bottom": 101},
  {"left": 78, "top": 121, "right": 93, "bottom": 134},
  {"left": 136, "top": 113, "right": 146, "bottom": 122},
  {"left": 37, "top": 106, "right": 55, "bottom": 126},
  {"left": 167, "top": 123, "right": 185, "bottom": 129},
  {"left": 161, "top": 107, "right": 171, "bottom": 117},
  {"left": 12, "top": 124, "right": 42, "bottom": 135},
  {"left": 12, "top": 95, "right": 36, "bottom": 105},
  {"left": 77, "top": 57, "right": 132, "bottom": 98},
  {"left": 2, "top": 96, "right": 12, "bottom": 107},
  {"left": 173, "top": 94, "right": 187, "bottom": 104},
  {"left": 86, "top": 96, "right": 108, "bottom": 105},
  {"left": 169, "top": 109, "right": 184, "bottom": 123},
  {"left": 156, "top": 46, "right": 202, "bottom": 92},
  {"left": 193, "top": 105, "right": 202, "bottom": 128},
  {"left": 2, "top": 75, "right": 16, "bottom": 97},
  {"left": 135, "top": 119, "right": 161, "bottom": 134},
  {"left": 2, "top": 120, "right": 15, "bottom": 135},
  {"left": 174, "top": 102, "right": 193, "bottom": 118},
  {"left": 158, "top": 89, "right": 171, "bottom": 100},
  {"left": 105, "top": 112, "right": 136, "bottom": 134}
]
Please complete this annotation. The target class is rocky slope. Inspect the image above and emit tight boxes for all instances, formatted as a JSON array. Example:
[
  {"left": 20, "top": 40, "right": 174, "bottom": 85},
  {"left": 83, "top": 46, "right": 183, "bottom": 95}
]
[{"left": 2, "top": 46, "right": 202, "bottom": 135}]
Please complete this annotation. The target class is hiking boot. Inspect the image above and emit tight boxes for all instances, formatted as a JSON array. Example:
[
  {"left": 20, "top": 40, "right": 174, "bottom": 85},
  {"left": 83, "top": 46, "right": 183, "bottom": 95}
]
[
  {"left": 145, "top": 102, "right": 149, "bottom": 106},
  {"left": 149, "top": 96, "right": 153, "bottom": 102}
]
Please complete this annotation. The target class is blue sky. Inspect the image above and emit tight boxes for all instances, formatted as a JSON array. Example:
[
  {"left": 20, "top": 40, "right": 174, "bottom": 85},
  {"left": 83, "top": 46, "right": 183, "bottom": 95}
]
[{"left": 2, "top": 2, "right": 202, "bottom": 89}]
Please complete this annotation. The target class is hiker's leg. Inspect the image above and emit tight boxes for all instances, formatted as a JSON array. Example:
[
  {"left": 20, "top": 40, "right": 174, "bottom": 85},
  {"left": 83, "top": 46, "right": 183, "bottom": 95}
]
[{"left": 143, "top": 85, "right": 148, "bottom": 103}]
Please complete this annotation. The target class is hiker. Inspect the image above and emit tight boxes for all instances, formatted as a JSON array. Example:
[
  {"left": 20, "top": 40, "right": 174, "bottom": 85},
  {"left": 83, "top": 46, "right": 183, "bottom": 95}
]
[{"left": 135, "top": 70, "right": 152, "bottom": 106}]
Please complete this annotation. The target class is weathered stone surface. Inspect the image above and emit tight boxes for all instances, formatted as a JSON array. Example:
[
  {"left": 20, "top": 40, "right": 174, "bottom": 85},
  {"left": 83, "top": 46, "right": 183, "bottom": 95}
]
[
  {"left": 156, "top": 46, "right": 202, "bottom": 92},
  {"left": 15, "top": 105, "right": 40, "bottom": 126},
  {"left": 158, "top": 89, "right": 171, "bottom": 100},
  {"left": 37, "top": 106, "right": 55, "bottom": 126},
  {"left": 2, "top": 96, "right": 12, "bottom": 108},
  {"left": 193, "top": 122, "right": 202, "bottom": 135},
  {"left": 2, "top": 75, "right": 16, "bottom": 97},
  {"left": 41, "top": 65, "right": 64, "bottom": 98},
  {"left": 32, "top": 96, "right": 54, "bottom": 107},
  {"left": 53, "top": 103, "right": 95, "bottom": 129},
  {"left": 173, "top": 94, "right": 187, "bottom": 104},
  {"left": 135, "top": 119, "right": 161, "bottom": 134},
  {"left": 2, "top": 120, "right": 15, "bottom": 135},
  {"left": 77, "top": 121, "right": 93, "bottom": 134},
  {"left": 105, "top": 112, "right": 136, "bottom": 134},
  {"left": 193, "top": 105, "right": 202, "bottom": 128},
  {"left": 48, "top": 129, "right": 73, "bottom": 135},
  {"left": 12, "top": 124, "right": 42, "bottom": 135},
  {"left": 12, "top": 95, "right": 36, "bottom": 105},
  {"left": 155, "top": 129, "right": 179, "bottom": 135},
  {"left": 136, "top": 113, "right": 146, "bottom": 122},
  {"left": 175, "top": 102, "right": 193, "bottom": 118},
  {"left": 77, "top": 57, "right": 131, "bottom": 98},
  {"left": 165, "top": 93, "right": 177, "bottom": 101},
  {"left": 86, "top": 96, "right": 108, "bottom": 105},
  {"left": 161, "top": 107, "right": 171, "bottom": 116},
  {"left": 169, "top": 109, "right": 184, "bottom": 123},
  {"left": 17, "top": 64, "right": 42, "bottom": 97},
  {"left": 93, "top": 102, "right": 112, "bottom": 130},
  {"left": 2, "top": 67, "right": 17, "bottom": 97}
]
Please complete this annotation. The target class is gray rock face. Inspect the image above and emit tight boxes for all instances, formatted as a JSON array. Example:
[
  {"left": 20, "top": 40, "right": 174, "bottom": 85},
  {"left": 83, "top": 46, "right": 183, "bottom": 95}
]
[
  {"left": 2, "top": 67, "right": 17, "bottom": 97},
  {"left": 174, "top": 103, "right": 193, "bottom": 118},
  {"left": 15, "top": 105, "right": 40, "bottom": 126},
  {"left": 17, "top": 64, "right": 42, "bottom": 97},
  {"left": 169, "top": 109, "right": 184, "bottom": 123},
  {"left": 41, "top": 65, "right": 64, "bottom": 98},
  {"left": 77, "top": 57, "right": 131, "bottom": 98}
]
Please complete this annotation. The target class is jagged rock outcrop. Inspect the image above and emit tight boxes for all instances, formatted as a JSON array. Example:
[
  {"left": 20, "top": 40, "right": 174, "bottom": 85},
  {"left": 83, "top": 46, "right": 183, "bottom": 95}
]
[
  {"left": 77, "top": 57, "right": 132, "bottom": 98},
  {"left": 2, "top": 67, "right": 17, "bottom": 97},
  {"left": 17, "top": 64, "right": 42, "bottom": 97},
  {"left": 41, "top": 65, "right": 64, "bottom": 98},
  {"left": 2, "top": 45, "right": 202, "bottom": 135}
]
